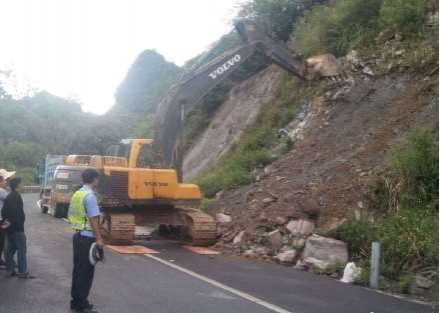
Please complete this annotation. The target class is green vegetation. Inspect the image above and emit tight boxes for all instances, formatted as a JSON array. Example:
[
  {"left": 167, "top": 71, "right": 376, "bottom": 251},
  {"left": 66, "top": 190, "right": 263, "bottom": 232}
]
[
  {"left": 194, "top": 75, "right": 328, "bottom": 197},
  {"left": 0, "top": 49, "right": 185, "bottom": 184},
  {"left": 235, "top": 0, "right": 323, "bottom": 41},
  {"left": 0, "top": 89, "right": 133, "bottom": 184},
  {"left": 334, "top": 213, "right": 377, "bottom": 261},
  {"left": 335, "top": 130, "right": 439, "bottom": 282},
  {"left": 293, "top": 0, "right": 382, "bottom": 56},
  {"left": 113, "top": 50, "right": 180, "bottom": 115},
  {"left": 388, "top": 129, "right": 439, "bottom": 211},
  {"left": 380, "top": 0, "right": 438, "bottom": 34},
  {"left": 398, "top": 273, "right": 415, "bottom": 294},
  {"left": 293, "top": 0, "right": 438, "bottom": 58}
]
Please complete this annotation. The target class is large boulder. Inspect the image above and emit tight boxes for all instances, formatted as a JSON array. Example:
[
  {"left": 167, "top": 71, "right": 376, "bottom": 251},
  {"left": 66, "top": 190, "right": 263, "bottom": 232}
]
[
  {"left": 340, "top": 262, "right": 362, "bottom": 283},
  {"left": 414, "top": 274, "right": 433, "bottom": 289},
  {"left": 266, "top": 229, "right": 284, "bottom": 249},
  {"left": 276, "top": 250, "right": 296, "bottom": 264},
  {"left": 286, "top": 219, "right": 315, "bottom": 237},
  {"left": 216, "top": 213, "right": 232, "bottom": 224},
  {"left": 409, "top": 274, "right": 434, "bottom": 295},
  {"left": 301, "top": 234, "right": 348, "bottom": 272},
  {"left": 233, "top": 231, "right": 247, "bottom": 245}
]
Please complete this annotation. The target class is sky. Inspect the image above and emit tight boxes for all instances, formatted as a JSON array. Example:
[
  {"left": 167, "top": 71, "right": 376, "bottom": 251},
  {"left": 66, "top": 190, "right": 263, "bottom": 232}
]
[{"left": 0, "top": 0, "right": 242, "bottom": 114}]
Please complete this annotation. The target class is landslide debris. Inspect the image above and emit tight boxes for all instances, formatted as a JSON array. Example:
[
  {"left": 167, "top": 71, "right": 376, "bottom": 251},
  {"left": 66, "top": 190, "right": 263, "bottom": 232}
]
[{"left": 207, "top": 57, "right": 438, "bottom": 266}]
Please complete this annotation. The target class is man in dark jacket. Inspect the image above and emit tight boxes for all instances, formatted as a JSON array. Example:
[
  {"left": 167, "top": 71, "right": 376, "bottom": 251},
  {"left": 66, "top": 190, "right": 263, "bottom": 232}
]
[
  {"left": 0, "top": 174, "right": 9, "bottom": 267},
  {"left": 2, "top": 177, "right": 33, "bottom": 278}
]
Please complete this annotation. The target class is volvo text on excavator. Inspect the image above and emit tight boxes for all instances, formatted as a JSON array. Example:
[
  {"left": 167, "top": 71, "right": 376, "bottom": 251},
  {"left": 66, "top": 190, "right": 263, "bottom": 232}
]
[{"left": 52, "top": 20, "right": 343, "bottom": 246}]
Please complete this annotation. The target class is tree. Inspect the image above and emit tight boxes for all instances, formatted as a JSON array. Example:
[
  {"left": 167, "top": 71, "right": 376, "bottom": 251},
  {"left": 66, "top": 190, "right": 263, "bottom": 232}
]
[
  {"left": 235, "top": 0, "right": 324, "bottom": 41},
  {"left": 113, "top": 50, "right": 180, "bottom": 114}
]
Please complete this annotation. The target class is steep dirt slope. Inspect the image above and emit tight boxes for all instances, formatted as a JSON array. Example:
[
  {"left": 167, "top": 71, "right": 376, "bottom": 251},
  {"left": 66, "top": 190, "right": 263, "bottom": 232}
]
[
  {"left": 183, "top": 65, "right": 283, "bottom": 180},
  {"left": 208, "top": 70, "right": 438, "bottom": 248}
]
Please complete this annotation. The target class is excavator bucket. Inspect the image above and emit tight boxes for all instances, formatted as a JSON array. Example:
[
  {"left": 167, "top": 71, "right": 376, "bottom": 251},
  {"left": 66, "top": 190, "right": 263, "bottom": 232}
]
[{"left": 305, "top": 54, "right": 344, "bottom": 78}]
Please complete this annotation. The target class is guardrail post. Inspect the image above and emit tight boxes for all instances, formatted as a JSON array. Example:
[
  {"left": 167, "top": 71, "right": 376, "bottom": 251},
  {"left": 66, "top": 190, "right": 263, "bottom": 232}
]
[{"left": 370, "top": 241, "right": 380, "bottom": 289}]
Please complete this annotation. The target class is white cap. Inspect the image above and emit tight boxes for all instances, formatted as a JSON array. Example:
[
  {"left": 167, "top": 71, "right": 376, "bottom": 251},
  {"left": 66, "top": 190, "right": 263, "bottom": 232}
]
[{"left": 0, "top": 169, "right": 16, "bottom": 180}]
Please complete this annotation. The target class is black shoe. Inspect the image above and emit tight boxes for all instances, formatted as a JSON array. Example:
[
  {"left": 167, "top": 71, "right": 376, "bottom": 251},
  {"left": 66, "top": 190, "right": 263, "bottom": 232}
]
[
  {"left": 71, "top": 303, "right": 94, "bottom": 311},
  {"left": 17, "top": 272, "right": 36, "bottom": 279},
  {"left": 5, "top": 271, "right": 16, "bottom": 278},
  {"left": 73, "top": 307, "right": 98, "bottom": 313}
]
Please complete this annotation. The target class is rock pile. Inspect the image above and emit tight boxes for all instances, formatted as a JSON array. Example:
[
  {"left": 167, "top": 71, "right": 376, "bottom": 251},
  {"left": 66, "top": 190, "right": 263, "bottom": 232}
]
[{"left": 214, "top": 214, "right": 348, "bottom": 276}]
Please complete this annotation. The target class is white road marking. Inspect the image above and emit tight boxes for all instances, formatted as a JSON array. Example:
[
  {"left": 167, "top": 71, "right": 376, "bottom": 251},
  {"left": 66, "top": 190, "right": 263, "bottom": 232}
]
[{"left": 144, "top": 253, "right": 297, "bottom": 313}]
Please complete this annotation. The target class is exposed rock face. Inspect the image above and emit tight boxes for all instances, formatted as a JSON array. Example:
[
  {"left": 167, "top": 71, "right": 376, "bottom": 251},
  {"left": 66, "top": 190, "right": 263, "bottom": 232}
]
[
  {"left": 301, "top": 235, "right": 348, "bottom": 272},
  {"left": 183, "top": 66, "right": 283, "bottom": 179},
  {"left": 286, "top": 219, "right": 315, "bottom": 237},
  {"left": 209, "top": 70, "right": 438, "bottom": 241},
  {"left": 201, "top": 48, "right": 438, "bottom": 280}
]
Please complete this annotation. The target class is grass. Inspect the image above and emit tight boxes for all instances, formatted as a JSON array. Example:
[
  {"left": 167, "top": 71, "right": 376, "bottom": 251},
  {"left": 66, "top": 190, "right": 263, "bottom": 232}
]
[
  {"left": 292, "top": 0, "right": 438, "bottom": 62},
  {"left": 380, "top": 0, "right": 438, "bottom": 34},
  {"left": 292, "top": 0, "right": 383, "bottom": 57},
  {"left": 334, "top": 130, "right": 439, "bottom": 281}
]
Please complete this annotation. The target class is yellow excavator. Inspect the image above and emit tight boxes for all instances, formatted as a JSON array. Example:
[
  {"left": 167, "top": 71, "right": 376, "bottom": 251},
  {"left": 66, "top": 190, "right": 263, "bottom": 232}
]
[{"left": 52, "top": 20, "right": 343, "bottom": 246}]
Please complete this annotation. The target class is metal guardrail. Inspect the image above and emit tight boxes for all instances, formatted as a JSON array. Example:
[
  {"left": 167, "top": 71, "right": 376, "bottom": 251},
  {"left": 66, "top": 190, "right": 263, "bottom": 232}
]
[{"left": 23, "top": 186, "right": 41, "bottom": 194}]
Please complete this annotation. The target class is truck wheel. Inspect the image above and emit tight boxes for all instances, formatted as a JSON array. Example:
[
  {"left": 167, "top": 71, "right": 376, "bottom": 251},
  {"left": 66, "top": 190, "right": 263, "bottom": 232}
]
[
  {"left": 39, "top": 192, "right": 48, "bottom": 214},
  {"left": 54, "top": 204, "right": 64, "bottom": 218},
  {"left": 63, "top": 205, "right": 69, "bottom": 218}
]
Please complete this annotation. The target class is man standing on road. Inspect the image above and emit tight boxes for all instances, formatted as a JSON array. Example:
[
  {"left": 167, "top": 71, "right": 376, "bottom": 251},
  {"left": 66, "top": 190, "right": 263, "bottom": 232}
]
[
  {"left": 0, "top": 170, "right": 14, "bottom": 268},
  {"left": 69, "top": 168, "right": 103, "bottom": 313},
  {"left": 2, "top": 177, "right": 33, "bottom": 278}
]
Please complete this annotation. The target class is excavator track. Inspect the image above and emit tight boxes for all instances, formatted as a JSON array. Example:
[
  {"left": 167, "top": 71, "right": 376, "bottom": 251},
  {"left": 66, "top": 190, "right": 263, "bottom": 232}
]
[
  {"left": 178, "top": 208, "right": 217, "bottom": 246},
  {"left": 101, "top": 212, "right": 135, "bottom": 245}
]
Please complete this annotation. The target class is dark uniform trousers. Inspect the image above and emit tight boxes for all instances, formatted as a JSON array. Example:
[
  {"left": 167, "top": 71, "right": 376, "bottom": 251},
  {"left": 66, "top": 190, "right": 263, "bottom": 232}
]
[
  {"left": 71, "top": 232, "right": 96, "bottom": 310},
  {"left": 0, "top": 228, "right": 5, "bottom": 262}
]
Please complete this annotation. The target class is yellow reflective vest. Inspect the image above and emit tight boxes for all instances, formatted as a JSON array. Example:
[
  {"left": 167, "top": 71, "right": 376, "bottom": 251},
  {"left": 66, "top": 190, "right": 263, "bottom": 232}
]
[{"left": 68, "top": 189, "right": 93, "bottom": 231}]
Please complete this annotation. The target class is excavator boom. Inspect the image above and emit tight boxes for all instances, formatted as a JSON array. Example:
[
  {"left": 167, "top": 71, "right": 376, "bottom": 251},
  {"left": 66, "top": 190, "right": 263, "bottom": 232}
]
[{"left": 153, "top": 20, "right": 343, "bottom": 174}]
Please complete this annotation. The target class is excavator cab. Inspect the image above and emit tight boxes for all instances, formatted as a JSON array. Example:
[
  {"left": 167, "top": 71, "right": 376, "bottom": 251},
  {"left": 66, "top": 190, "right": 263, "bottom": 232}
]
[{"left": 105, "top": 139, "right": 156, "bottom": 169}]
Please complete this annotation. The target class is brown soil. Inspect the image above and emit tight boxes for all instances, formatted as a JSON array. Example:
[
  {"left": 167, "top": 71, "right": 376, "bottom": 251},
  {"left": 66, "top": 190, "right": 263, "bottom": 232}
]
[{"left": 207, "top": 70, "right": 438, "bottom": 244}]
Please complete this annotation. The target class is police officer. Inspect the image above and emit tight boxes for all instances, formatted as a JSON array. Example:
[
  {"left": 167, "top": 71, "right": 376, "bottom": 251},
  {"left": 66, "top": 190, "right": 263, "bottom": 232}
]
[{"left": 69, "top": 169, "right": 103, "bottom": 313}]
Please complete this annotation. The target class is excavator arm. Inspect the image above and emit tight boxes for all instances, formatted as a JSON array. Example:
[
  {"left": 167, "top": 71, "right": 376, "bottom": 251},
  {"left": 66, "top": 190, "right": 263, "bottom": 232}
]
[{"left": 153, "top": 20, "right": 342, "bottom": 175}]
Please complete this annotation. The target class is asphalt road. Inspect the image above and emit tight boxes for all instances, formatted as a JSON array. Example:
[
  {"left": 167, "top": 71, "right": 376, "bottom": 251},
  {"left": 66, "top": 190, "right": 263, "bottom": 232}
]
[{"left": 0, "top": 194, "right": 435, "bottom": 313}]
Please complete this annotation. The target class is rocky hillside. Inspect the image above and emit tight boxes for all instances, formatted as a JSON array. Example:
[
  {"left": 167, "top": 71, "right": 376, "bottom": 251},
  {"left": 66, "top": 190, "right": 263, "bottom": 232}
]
[
  {"left": 209, "top": 67, "right": 437, "bottom": 247},
  {"left": 178, "top": 3, "right": 439, "bottom": 302},
  {"left": 184, "top": 16, "right": 438, "bottom": 298},
  {"left": 183, "top": 66, "right": 283, "bottom": 179}
]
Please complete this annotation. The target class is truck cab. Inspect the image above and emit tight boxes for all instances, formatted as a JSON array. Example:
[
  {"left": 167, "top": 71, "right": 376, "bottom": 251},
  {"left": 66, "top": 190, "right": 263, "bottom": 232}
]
[{"left": 38, "top": 155, "right": 67, "bottom": 216}]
